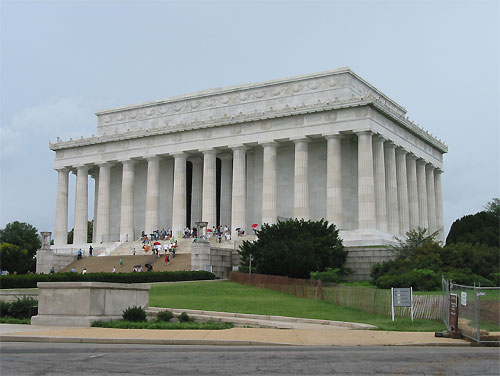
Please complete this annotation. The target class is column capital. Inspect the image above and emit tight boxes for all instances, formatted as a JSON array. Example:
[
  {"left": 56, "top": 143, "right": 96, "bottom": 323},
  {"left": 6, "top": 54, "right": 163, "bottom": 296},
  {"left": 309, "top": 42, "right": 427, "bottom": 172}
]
[
  {"left": 406, "top": 153, "right": 418, "bottom": 161},
  {"left": 384, "top": 141, "right": 397, "bottom": 150},
  {"left": 291, "top": 137, "right": 310, "bottom": 144},
  {"left": 435, "top": 168, "right": 444, "bottom": 174},
  {"left": 230, "top": 144, "right": 248, "bottom": 151},
  {"left": 395, "top": 147, "right": 407, "bottom": 156},
  {"left": 372, "top": 134, "right": 386, "bottom": 143},
  {"left": 355, "top": 130, "right": 374, "bottom": 136},
  {"left": 258, "top": 141, "right": 278, "bottom": 148},
  {"left": 118, "top": 158, "right": 137, "bottom": 166},
  {"left": 188, "top": 156, "right": 203, "bottom": 164},
  {"left": 145, "top": 155, "right": 160, "bottom": 162},
  {"left": 55, "top": 166, "right": 71, "bottom": 173},
  {"left": 218, "top": 153, "right": 232, "bottom": 161},
  {"left": 416, "top": 158, "right": 427, "bottom": 166},
  {"left": 323, "top": 132, "right": 344, "bottom": 140},
  {"left": 200, "top": 148, "right": 217, "bottom": 155},
  {"left": 425, "top": 164, "right": 436, "bottom": 171},
  {"left": 98, "top": 161, "right": 115, "bottom": 168},
  {"left": 171, "top": 152, "right": 187, "bottom": 159}
]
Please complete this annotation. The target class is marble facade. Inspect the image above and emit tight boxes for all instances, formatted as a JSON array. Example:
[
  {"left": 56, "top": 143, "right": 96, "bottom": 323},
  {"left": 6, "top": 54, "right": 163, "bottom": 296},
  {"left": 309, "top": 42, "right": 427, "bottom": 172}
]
[{"left": 50, "top": 67, "right": 446, "bottom": 251}]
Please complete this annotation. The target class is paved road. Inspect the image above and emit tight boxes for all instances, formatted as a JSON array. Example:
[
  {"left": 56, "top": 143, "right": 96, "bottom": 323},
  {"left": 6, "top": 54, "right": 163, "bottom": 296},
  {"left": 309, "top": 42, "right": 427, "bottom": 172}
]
[{"left": 1, "top": 343, "right": 499, "bottom": 375}]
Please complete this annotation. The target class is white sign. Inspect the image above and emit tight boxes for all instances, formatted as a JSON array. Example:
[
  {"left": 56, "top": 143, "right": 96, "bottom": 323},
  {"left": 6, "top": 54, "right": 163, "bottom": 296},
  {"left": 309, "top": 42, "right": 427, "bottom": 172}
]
[{"left": 461, "top": 291, "right": 467, "bottom": 306}]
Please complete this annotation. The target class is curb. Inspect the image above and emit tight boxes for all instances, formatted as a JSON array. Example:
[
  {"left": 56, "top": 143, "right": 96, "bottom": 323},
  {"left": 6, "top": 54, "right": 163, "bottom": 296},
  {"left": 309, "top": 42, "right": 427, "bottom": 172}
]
[
  {"left": 0, "top": 335, "right": 471, "bottom": 347},
  {"left": 146, "top": 307, "right": 376, "bottom": 329},
  {"left": 0, "top": 335, "right": 291, "bottom": 346}
]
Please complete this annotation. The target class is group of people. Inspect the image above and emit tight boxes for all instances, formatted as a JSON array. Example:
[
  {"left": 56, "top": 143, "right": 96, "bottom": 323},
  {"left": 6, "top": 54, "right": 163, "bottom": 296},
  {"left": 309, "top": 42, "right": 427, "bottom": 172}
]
[{"left": 76, "top": 246, "right": 94, "bottom": 260}]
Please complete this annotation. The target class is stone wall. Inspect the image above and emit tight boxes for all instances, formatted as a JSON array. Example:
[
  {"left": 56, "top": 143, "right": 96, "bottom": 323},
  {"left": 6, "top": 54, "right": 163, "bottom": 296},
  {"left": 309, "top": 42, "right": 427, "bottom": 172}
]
[
  {"left": 191, "top": 241, "right": 239, "bottom": 279},
  {"left": 344, "top": 246, "right": 395, "bottom": 281},
  {"left": 31, "top": 282, "right": 151, "bottom": 327},
  {"left": 36, "top": 249, "right": 78, "bottom": 274}
]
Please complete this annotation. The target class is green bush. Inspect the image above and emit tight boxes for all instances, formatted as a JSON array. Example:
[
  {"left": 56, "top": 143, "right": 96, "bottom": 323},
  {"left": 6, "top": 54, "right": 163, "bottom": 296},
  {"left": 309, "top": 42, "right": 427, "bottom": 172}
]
[
  {"left": 0, "top": 270, "right": 216, "bottom": 289},
  {"left": 0, "top": 300, "right": 10, "bottom": 317},
  {"left": 239, "top": 219, "right": 346, "bottom": 279},
  {"left": 178, "top": 312, "right": 193, "bottom": 323},
  {"left": 310, "top": 268, "right": 341, "bottom": 284},
  {"left": 122, "top": 306, "right": 147, "bottom": 322},
  {"left": 444, "top": 269, "right": 494, "bottom": 287},
  {"left": 375, "top": 269, "right": 440, "bottom": 291},
  {"left": 0, "top": 297, "right": 38, "bottom": 319},
  {"left": 156, "top": 310, "right": 174, "bottom": 322},
  {"left": 489, "top": 272, "right": 500, "bottom": 287}
]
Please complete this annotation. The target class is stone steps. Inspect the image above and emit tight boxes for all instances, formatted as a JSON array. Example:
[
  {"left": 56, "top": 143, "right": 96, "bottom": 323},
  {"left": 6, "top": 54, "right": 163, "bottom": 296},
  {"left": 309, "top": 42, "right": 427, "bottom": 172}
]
[{"left": 59, "top": 253, "right": 191, "bottom": 273}]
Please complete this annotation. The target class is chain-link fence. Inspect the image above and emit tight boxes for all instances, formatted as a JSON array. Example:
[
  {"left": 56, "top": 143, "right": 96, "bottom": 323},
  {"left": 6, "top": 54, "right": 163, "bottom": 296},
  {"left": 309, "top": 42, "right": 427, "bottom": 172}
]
[{"left": 443, "top": 277, "right": 499, "bottom": 343}]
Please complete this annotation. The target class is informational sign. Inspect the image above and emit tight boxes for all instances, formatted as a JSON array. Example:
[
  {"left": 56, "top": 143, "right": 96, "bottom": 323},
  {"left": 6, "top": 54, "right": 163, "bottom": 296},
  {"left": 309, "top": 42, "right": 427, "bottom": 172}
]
[
  {"left": 391, "top": 287, "right": 413, "bottom": 322},
  {"left": 461, "top": 291, "right": 467, "bottom": 306},
  {"left": 393, "top": 288, "right": 412, "bottom": 307}
]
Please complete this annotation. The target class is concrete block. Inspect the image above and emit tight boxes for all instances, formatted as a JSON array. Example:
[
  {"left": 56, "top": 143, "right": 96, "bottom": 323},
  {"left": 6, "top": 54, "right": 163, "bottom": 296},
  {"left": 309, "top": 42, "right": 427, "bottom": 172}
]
[{"left": 31, "top": 282, "right": 151, "bottom": 327}]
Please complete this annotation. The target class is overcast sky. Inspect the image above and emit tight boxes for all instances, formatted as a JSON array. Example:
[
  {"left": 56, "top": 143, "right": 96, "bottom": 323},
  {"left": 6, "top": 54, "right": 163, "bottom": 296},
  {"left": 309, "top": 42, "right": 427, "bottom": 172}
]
[{"left": 1, "top": 0, "right": 498, "bottom": 240}]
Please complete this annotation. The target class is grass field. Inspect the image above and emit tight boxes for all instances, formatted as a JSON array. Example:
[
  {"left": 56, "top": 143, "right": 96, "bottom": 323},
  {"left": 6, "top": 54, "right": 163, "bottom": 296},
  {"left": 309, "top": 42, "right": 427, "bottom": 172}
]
[{"left": 150, "top": 281, "right": 446, "bottom": 332}]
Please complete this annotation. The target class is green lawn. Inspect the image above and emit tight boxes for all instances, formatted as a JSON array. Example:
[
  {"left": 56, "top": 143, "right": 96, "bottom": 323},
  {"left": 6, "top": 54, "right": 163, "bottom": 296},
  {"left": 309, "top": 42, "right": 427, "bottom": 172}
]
[
  {"left": 91, "top": 320, "right": 233, "bottom": 330},
  {"left": 150, "top": 281, "right": 446, "bottom": 332}
]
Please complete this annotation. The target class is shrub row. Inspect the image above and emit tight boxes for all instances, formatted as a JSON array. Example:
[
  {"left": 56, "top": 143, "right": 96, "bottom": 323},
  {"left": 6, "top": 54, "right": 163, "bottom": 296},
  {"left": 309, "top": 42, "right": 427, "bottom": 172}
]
[
  {"left": 0, "top": 270, "right": 215, "bottom": 289},
  {"left": 0, "top": 297, "right": 38, "bottom": 319},
  {"left": 373, "top": 268, "right": 496, "bottom": 291}
]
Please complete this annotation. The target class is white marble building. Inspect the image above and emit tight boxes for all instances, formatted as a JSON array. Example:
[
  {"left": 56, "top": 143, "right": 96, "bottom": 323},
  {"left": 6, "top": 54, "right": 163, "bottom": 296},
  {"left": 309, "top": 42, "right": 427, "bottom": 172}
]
[{"left": 49, "top": 68, "right": 446, "bottom": 276}]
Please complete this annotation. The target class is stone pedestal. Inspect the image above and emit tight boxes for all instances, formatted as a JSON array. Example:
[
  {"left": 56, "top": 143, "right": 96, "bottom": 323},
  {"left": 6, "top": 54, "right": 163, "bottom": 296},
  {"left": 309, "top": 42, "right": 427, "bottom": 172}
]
[
  {"left": 31, "top": 282, "right": 151, "bottom": 327},
  {"left": 191, "top": 241, "right": 212, "bottom": 272}
]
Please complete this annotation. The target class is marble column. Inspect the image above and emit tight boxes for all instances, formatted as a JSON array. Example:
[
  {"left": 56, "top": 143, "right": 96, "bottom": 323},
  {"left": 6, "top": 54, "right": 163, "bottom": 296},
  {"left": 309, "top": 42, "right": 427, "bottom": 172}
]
[
  {"left": 231, "top": 146, "right": 247, "bottom": 237},
  {"left": 262, "top": 142, "right": 277, "bottom": 225},
  {"left": 172, "top": 153, "right": 187, "bottom": 238},
  {"left": 95, "top": 162, "right": 113, "bottom": 243},
  {"left": 384, "top": 142, "right": 399, "bottom": 235},
  {"left": 416, "top": 159, "right": 429, "bottom": 229},
  {"left": 91, "top": 172, "right": 99, "bottom": 244},
  {"left": 372, "top": 135, "right": 388, "bottom": 232},
  {"left": 406, "top": 154, "right": 420, "bottom": 230},
  {"left": 357, "top": 131, "right": 376, "bottom": 229},
  {"left": 190, "top": 158, "right": 203, "bottom": 229},
  {"left": 325, "top": 134, "right": 343, "bottom": 229},
  {"left": 202, "top": 149, "right": 217, "bottom": 229},
  {"left": 54, "top": 167, "right": 70, "bottom": 245},
  {"left": 144, "top": 156, "right": 160, "bottom": 235},
  {"left": 396, "top": 148, "right": 410, "bottom": 235},
  {"left": 219, "top": 154, "right": 232, "bottom": 228},
  {"left": 73, "top": 165, "right": 89, "bottom": 244},
  {"left": 120, "top": 160, "right": 136, "bottom": 242},
  {"left": 426, "top": 164, "right": 437, "bottom": 234},
  {"left": 293, "top": 138, "right": 309, "bottom": 220},
  {"left": 434, "top": 169, "right": 444, "bottom": 242}
]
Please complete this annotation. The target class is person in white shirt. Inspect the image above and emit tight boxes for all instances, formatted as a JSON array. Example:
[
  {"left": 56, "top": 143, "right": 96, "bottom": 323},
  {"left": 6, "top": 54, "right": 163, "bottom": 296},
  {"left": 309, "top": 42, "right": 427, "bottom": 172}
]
[{"left": 82, "top": 268, "right": 87, "bottom": 274}]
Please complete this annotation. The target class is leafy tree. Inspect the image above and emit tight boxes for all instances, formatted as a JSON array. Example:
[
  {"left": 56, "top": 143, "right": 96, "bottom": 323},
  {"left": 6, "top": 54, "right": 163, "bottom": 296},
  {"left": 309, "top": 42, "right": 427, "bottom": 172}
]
[
  {"left": 484, "top": 197, "right": 500, "bottom": 217},
  {"left": 67, "top": 221, "right": 93, "bottom": 244},
  {"left": 371, "top": 228, "right": 500, "bottom": 289},
  {"left": 0, "top": 221, "right": 41, "bottom": 262},
  {"left": 238, "top": 219, "right": 346, "bottom": 279},
  {"left": 446, "top": 200, "right": 499, "bottom": 247},
  {"left": 0, "top": 243, "right": 31, "bottom": 274}
]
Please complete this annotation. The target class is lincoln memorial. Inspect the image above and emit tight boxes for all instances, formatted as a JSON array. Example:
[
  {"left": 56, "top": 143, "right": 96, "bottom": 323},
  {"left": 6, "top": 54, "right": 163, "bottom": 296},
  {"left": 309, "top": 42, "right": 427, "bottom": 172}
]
[{"left": 46, "top": 67, "right": 446, "bottom": 279}]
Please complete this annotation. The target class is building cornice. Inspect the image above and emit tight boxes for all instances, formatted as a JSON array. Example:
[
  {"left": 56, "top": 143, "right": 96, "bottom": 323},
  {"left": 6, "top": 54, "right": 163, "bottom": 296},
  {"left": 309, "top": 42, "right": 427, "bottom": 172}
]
[{"left": 50, "top": 93, "right": 448, "bottom": 153}]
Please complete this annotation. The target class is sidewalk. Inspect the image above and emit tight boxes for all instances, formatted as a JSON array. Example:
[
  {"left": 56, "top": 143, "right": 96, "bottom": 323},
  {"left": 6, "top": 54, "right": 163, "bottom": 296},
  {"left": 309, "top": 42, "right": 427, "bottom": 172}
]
[{"left": 0, "top": 323, "right": 470, "bottom": 347}]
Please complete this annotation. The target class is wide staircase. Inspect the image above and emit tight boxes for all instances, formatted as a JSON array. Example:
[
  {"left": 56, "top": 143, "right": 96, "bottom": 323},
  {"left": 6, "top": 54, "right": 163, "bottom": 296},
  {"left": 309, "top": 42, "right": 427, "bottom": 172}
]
[{"left": 60, "top": 234, "right": 256, "bottom": 274}]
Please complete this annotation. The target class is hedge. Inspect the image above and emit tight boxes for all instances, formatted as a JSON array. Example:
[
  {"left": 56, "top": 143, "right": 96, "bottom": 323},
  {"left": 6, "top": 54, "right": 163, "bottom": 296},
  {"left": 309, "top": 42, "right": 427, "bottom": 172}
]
[{"left": 0, "top": 270, "right": 215, "bottom": 289}]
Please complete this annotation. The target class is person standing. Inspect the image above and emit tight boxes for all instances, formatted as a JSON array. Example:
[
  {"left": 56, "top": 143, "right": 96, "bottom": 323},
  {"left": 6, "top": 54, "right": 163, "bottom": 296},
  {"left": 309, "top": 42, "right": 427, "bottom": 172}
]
[
  {"left": 82, "top": 268, "right": 87, "bottom": 274},
  {"left": 112, "top": 266, "right": 116, "bottom": 273},
  {"left": 89, "top": 245, "right": 93, "bottom": 256}
]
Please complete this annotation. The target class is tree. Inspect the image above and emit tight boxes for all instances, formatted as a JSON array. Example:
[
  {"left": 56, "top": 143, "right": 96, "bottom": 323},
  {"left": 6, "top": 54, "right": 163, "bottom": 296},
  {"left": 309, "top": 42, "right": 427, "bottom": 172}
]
[
  {"left": 0, "top": 243, "right": 30, "bottom": 274},
  {"left": 238, "top": 219, "right": 346, "bottom": 279},
  {"left": 67, "top": 221, "right": 93, "bottom": 244},
  {"left": 0, "top": 221, "right": 41, "bottom": 261},
  {"left": 484, "top": 198, "right": 500, "bottom": 217},
  {"left": 446, "top": 209, "right": 499, "bottom": 247}
]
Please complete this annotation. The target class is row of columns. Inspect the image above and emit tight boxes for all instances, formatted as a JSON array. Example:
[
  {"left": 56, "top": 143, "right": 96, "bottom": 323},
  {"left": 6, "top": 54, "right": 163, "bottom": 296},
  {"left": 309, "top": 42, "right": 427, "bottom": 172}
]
[{"left": 54, "top": 132, "right": 444, "bottom": 245}]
